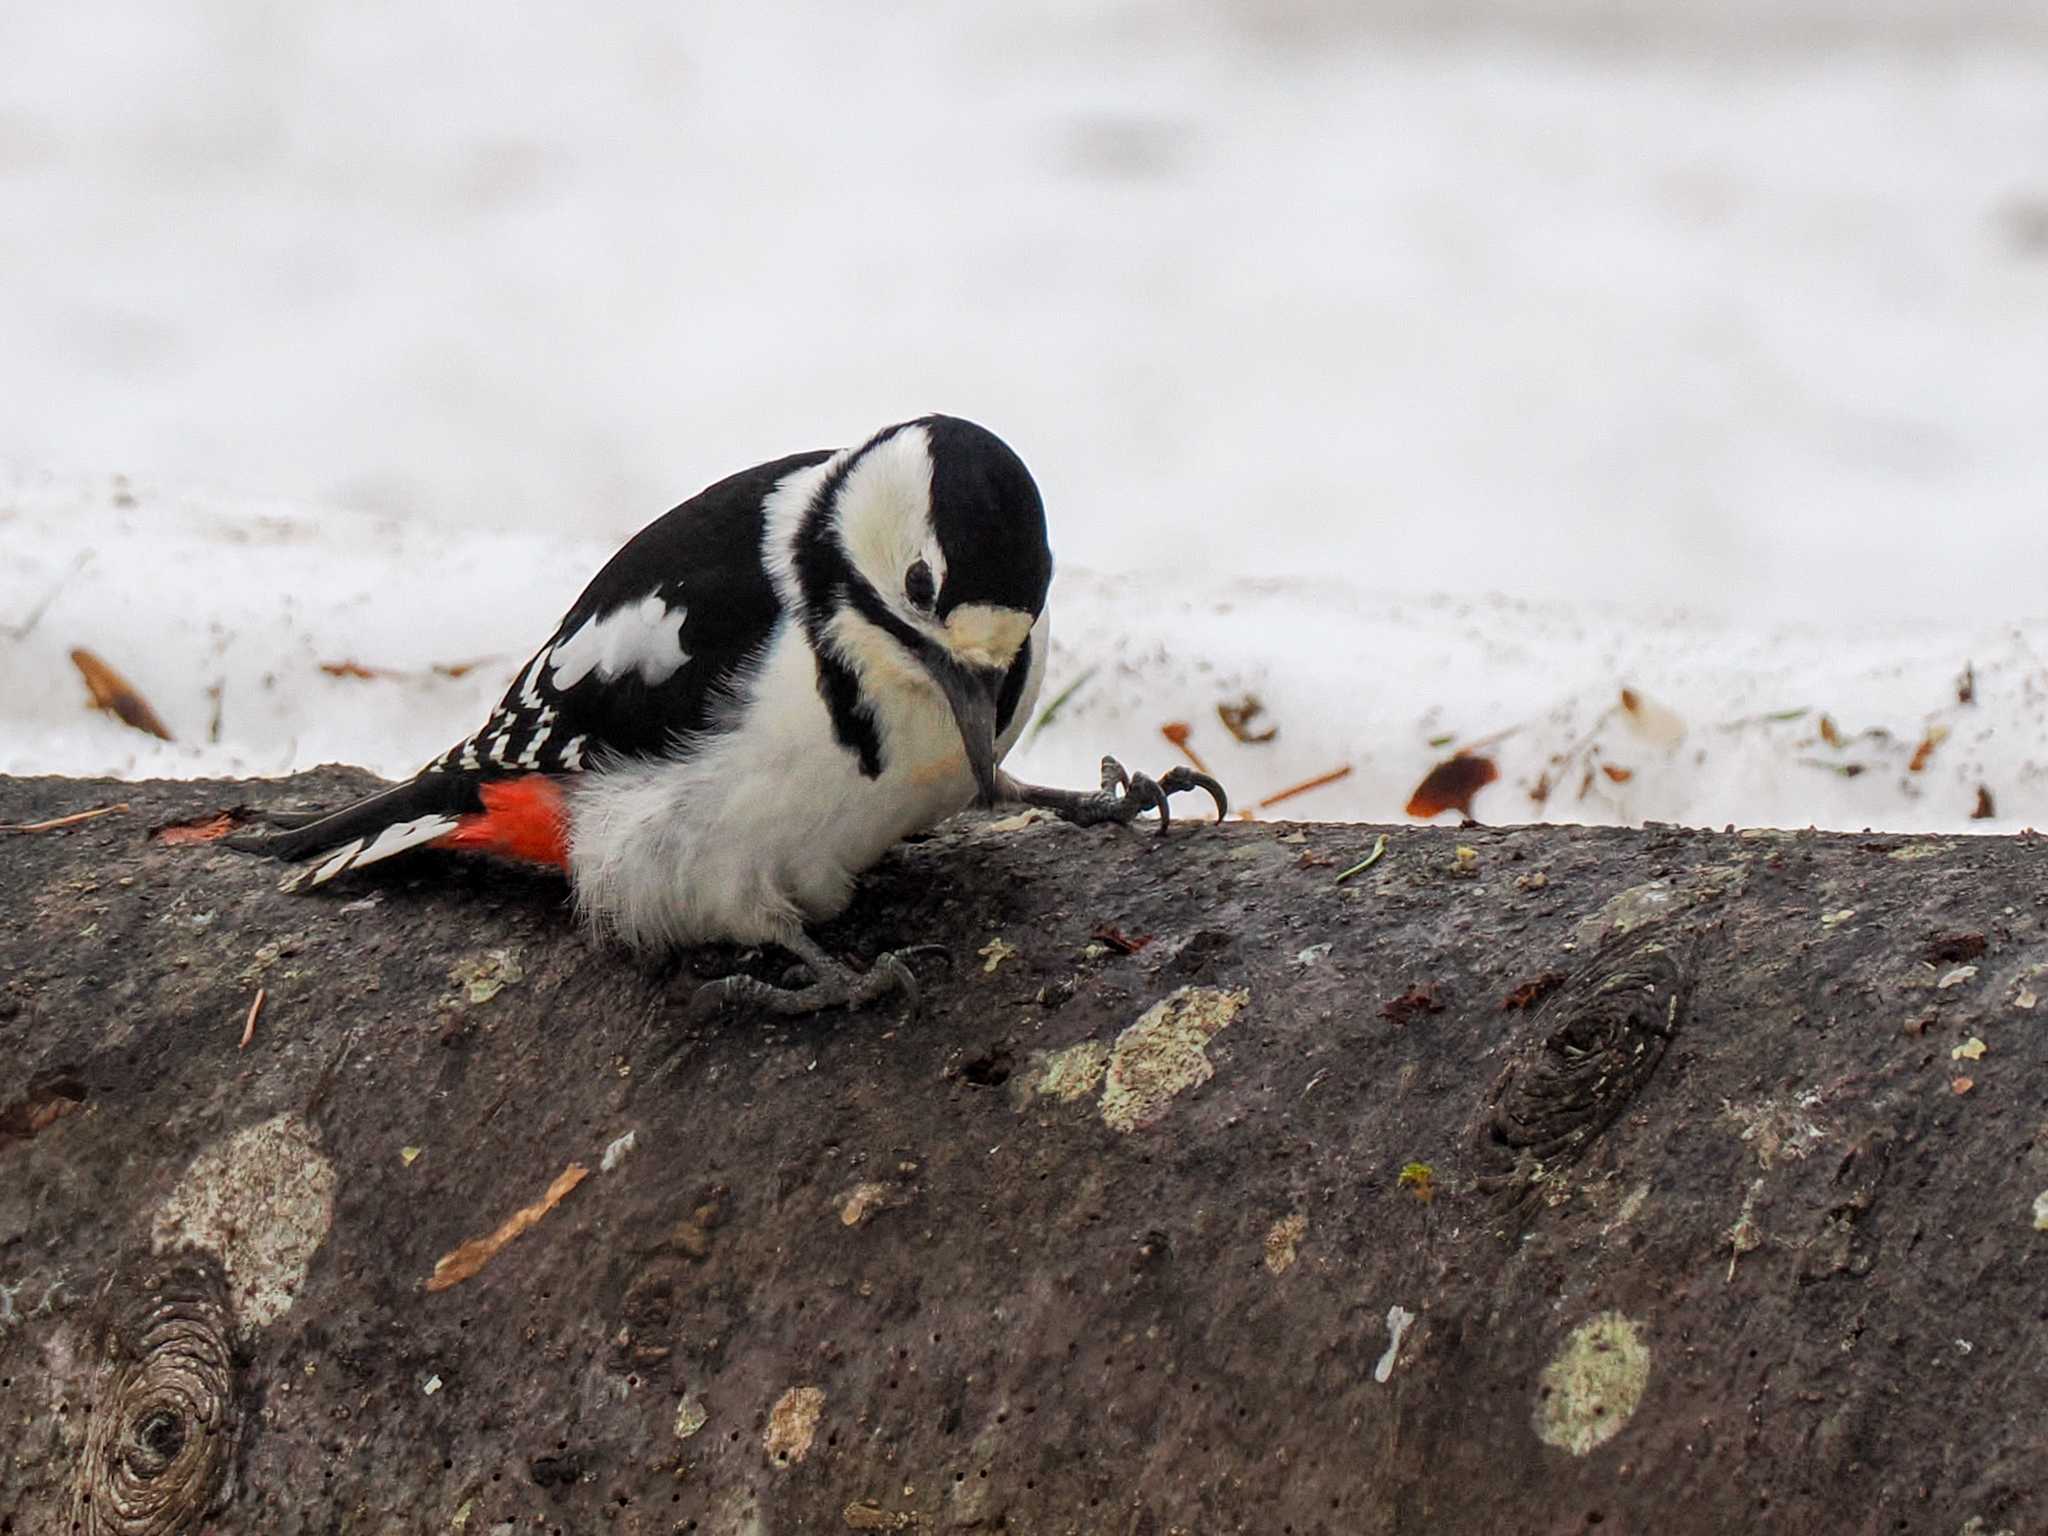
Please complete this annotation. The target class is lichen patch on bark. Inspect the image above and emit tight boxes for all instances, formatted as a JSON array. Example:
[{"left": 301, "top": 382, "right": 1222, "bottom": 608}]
[
  {"left": 149, "top": 1113, "right": 336, "bottom": 1332},
  {"left": 1027, "top": 1040, "right": 1108, "bottom": 1104},
  {"left": 1533, "top": 1312, "right": 1651, "bottom": 1455},
  {"left": 1099, "top": 986, "right": 1249, "bottom": 1134},
  {"left": 764, "top": 1385, "right": 826, "bottom": 1466},
  {"left": 1264, "top": 1213, "right": 1307, "bottom": 1275}
]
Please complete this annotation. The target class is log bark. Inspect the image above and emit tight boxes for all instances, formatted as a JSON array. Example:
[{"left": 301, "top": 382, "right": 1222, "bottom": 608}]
[{"left": 3, "top": 769, "right": 2045, "bottom": 1535}]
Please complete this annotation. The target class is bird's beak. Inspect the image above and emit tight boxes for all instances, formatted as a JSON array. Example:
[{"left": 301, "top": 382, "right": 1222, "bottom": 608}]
[{"left": 927, "top": 651, "right": 1005, "bottom": 808}]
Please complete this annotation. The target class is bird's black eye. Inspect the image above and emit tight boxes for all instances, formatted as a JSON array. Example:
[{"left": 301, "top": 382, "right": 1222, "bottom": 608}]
[{"left": 904, "top": 559, "right": 936, "bottom": 611}]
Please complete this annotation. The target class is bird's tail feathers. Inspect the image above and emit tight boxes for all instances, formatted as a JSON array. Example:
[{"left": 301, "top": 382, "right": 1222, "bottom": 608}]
[{"left": 231, "top": 775, "right": 482, "bottom": 892}]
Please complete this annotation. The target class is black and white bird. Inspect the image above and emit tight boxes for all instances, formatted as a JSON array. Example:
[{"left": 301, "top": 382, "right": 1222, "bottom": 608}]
[{"left": 244, "top": 415, "right": 1225, "bottom": 1015}]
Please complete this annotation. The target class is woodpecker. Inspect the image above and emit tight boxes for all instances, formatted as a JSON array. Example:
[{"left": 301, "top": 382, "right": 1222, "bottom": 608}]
[{"left": 243, "top": 415, "right": 1225, "bottom": 1015}]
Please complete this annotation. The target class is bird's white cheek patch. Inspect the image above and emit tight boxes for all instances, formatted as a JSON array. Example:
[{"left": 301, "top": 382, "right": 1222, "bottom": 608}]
[
  {"left": 550, "top": 595, "right": 690, "bottom": 690},
  {"left": 150, "top": 1113, "right": 337, "bottom": 1334}
]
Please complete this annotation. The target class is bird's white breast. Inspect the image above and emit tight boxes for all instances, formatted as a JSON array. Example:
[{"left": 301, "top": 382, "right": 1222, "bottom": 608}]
[{"left": 562, "top": 609, "right": 1048, "bottom": 951}]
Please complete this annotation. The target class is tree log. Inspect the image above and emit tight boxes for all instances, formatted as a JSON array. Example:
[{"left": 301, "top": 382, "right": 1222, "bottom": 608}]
[{"left": 3, "top": 769, "right": 2045, "bottom": 1535}]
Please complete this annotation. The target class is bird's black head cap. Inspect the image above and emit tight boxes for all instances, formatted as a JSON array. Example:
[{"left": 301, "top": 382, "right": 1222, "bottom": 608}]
[{"left": 919, "top": 415, "right": 1052, "bottom": 620}]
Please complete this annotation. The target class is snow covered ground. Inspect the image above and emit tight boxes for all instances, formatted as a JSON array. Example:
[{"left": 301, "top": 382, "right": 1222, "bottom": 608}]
[
  {"left": 3, "top": 2, "right": 2047, "bottom": 830},
  {"left": 6, "top": 467, "right": 2043, "bottom": 834}
]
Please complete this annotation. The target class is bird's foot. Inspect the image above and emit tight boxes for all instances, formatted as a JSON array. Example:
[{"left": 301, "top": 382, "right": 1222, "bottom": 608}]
[
  {"left": 1003, "top": 756, "right": 1228, "bottom": 833},
  {"left": 689, "top": 935, "right": 941, "bottom": 1020}
]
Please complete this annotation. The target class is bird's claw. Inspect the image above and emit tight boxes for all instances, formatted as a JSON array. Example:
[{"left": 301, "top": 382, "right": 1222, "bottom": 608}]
[
  {"left": 688, "top": 940, "right": 936, "bottom": 1021},
  {"left": 1018, "top": 755, "right": 1228, "bottom": 832},
  {"left": 1149, "top": 763, "right": 1230, "bottom": 830}
]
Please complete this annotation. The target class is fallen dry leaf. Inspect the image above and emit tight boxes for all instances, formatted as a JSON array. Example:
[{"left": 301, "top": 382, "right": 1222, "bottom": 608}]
[
  {"left": 1817, "top": 714, "right": 1845, "bottom": 749},
  {"left": 1618, "top": 687, "right": 1686, "bottom": 747},
  {"left": 1956, "top": 662, "right": 1976, "bottom": 706},
  {"left": 1972, "top": 785, "right": 1997, "bottom": 820},
  {"left": 1259, "top": 764, "right": 1353, "bottom": 809},
  {"left": 0, "top": 1078, "right": 89, "bottom": 1148},
  {"left": 319, "top": 659, "right": 394, "bottom": 680},
  {"left": 431, "top": 657, "right": 500, "bottom": 679},
  {"left": 1501, "top": 972, "right": 1567, "bottom": 1012},
  {"left": 1907, "top": 726, "right": 1950, "bottom": 774},
  {"left": 1381, "top": 985, "right": 1444, "bottom": 1025},
  {"left": 152, "top": 810, "right": 244, "bottom": 845},
  {"left": 1405, "top": 754, "right": 1499, "bottom": 820},
  {"left": 1600, "top": 762, "right": 1634, "bottom": 784},
  {"left": 1951, "top": 1077, "right": 1974, "bottom": 1096},
  {"left": 425, "top": 1162, "right": 589, "bottom": 1292},
  {"left": 1089, "top": 924, "right": 1153, "bottom": 955},
  {"left": 70, "top": 648, "right": 172, "bottom": 740},
  {"left": 1217, "top": 694, "right": 1278, "bottom": 745}
]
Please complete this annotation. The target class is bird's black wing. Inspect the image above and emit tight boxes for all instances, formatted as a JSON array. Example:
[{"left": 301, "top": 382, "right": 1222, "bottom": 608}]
[
  {"left": 429, "top": 449, "right": 830, "bottom": 775},
  {"left": 246, "top": 450, "right": 829, "bottom": 866}
]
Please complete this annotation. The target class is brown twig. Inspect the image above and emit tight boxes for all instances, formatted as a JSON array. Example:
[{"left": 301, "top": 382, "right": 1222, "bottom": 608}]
[
  {"left": 240, "top": 989, "right": 266, "bottom": 1051},
  {"left": 426, "top": 1162, "right": 590, "bottom": 1292},
  {"left": 1258, "top": 764, "right": 1353, "bottom": 809},
  {"left": 0, "top": 802, "right": 130, "bottom": 834},
  {"left": 1160, "top": 722, "right": 1214, "bottom": 776}
]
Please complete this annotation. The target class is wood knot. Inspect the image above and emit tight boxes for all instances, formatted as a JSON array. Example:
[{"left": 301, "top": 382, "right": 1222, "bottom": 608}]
[
  {"left": 1479, "top": 928, "right": 1695, "bottom": 1211},
  {"left": 73, "top": 1258, "right": 238, "bottom": 1534}
]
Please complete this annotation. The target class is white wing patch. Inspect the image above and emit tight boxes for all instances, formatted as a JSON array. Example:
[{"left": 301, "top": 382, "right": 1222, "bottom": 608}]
[
  {"left": 550, "top": 595, "right": 690, "bottom": 691},
  {"left": 281, "top": 814, "right": 460, "bottom": 892}
]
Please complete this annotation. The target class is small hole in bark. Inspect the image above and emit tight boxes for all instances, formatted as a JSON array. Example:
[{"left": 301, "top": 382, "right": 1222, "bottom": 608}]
[{"left": 961, "top": 1048, "right": 1014, "bottom": 1088}]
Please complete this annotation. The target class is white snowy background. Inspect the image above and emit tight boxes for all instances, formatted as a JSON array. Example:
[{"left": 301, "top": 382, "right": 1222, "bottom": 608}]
[{"left": 4, "top": 0, "right": 2047, "bottom": 831}]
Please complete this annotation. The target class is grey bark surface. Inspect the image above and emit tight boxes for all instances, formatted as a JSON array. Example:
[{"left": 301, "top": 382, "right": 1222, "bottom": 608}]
[{"left": 2, "top": 769, "right": 2045, "bottom": 1535}]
